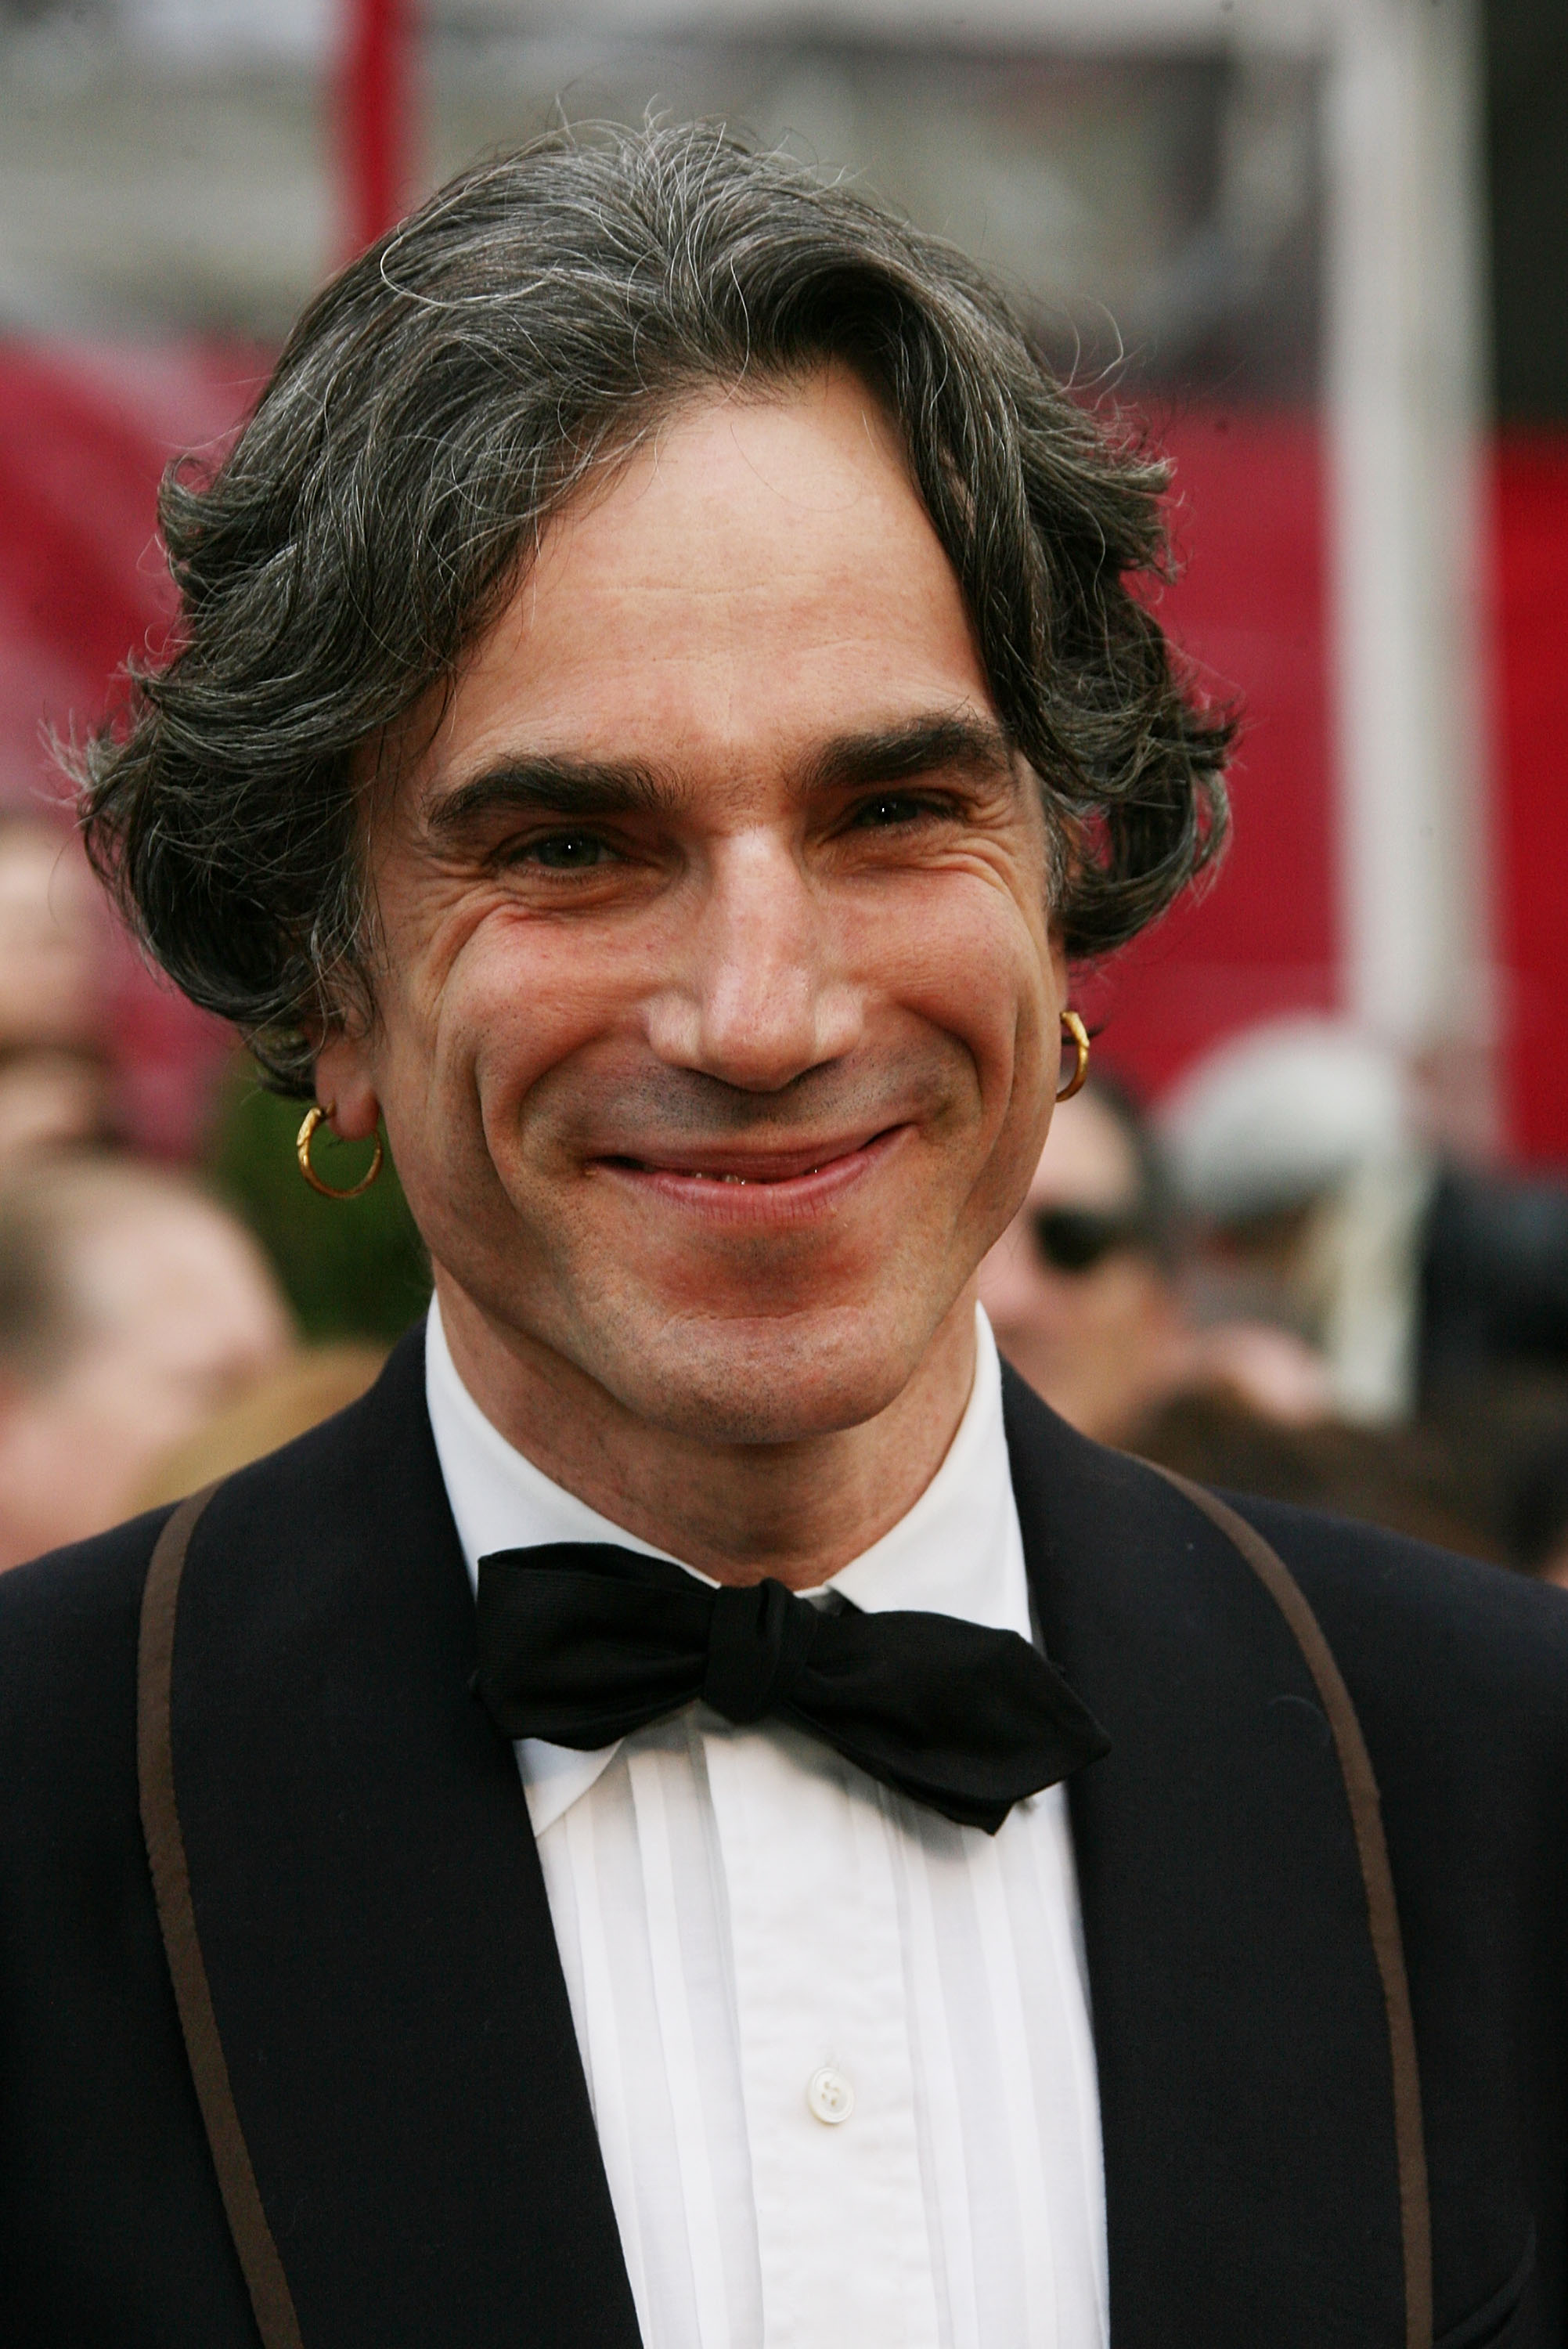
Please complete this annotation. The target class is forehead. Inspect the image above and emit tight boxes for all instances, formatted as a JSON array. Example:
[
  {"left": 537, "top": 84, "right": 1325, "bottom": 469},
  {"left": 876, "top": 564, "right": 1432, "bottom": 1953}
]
[{"left": 412, "top": 366, "right": 996, "bottom": 799}]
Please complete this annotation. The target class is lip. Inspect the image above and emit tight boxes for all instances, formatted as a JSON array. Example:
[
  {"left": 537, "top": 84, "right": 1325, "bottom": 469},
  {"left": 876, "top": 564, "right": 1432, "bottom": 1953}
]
[{"left": 592, "top": 1123, "right": 910, "bottom": 1222}]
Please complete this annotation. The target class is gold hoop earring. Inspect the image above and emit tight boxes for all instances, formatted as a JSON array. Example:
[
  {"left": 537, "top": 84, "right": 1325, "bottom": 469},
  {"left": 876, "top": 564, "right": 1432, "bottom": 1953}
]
[
  {"left": 1056, "top": 1009, "right": 1091, "bottom": 1102},
  {"left": 296, "top": 1103, "right": 384, "bottom": 1200}
]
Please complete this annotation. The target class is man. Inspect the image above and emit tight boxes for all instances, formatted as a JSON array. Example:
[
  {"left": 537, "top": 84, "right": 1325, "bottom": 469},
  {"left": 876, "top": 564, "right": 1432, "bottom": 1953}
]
[
  {"left": 2, "top": 128, "right": 1562, "bottom": 2349},
  {"left": 0, "top": 1153, "right": 294, "bottom": 1564},
  {"left": 1166, "top": 1013, "right": 1568, "bottom": 1423},
  {"left": 0, "top": 818, "right": 114, "bottom": 1160},
  {"left": 979, "top": 1074, "right": 1192, "bottom": 1443},
  {"left": 978, "top": 1073, "right": 1333, "bottom": 1441}
]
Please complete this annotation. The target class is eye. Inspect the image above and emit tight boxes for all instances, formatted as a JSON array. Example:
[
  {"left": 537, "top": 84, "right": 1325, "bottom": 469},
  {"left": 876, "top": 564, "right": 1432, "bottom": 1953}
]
[
  {"left": 849, "top": 792, "right": 945, "bottom": 831},
  {"left": 518, "top": 831, "right": 615, "bottom": 870}
]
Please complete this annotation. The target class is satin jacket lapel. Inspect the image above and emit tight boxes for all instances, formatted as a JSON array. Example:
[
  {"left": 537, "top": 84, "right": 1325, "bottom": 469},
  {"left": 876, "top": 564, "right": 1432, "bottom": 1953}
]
[
  {"left": 1002, "top": 1366, "right": 1406, "bottom": 2349},
  {"left": 166, "top": 1327, "right": 640, "bottom": 2349}
]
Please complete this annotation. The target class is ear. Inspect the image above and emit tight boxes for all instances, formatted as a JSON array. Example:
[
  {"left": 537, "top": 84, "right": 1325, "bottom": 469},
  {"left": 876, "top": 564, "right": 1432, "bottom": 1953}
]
[{"left": 309, "top": 1026, "right": 381, "bottom": 1142}]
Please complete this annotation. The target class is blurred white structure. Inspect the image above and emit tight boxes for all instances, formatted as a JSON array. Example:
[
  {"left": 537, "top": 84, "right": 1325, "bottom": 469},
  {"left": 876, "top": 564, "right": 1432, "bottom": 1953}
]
[
  {"left": 1321, "top": 0, "right": 1493, "bottom": 1084},
  {"left": 1160, "top": 1012, "right": 1435, "bottom": 1424},
  {"left": 1160, "top": 1014, "right": 1409, "bottom": 1225}
]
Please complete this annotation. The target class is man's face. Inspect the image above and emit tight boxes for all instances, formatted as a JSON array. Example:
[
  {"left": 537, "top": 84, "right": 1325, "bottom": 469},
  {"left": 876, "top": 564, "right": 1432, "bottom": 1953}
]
[{"left": 322, "top": 367, "right": 1064, "bottom": 1445}]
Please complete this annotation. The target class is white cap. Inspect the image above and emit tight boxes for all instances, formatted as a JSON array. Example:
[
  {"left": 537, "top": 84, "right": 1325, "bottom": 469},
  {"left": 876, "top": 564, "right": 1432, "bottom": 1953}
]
[{"left": 1159, "top": 1016, "right": 1408, "bottom": 1222}]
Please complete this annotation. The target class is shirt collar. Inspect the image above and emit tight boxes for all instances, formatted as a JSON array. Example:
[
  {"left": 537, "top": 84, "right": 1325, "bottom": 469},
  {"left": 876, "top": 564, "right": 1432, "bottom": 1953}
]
[{"left": 426, "top": 1296, "right": 1029, "bottom": 1830}]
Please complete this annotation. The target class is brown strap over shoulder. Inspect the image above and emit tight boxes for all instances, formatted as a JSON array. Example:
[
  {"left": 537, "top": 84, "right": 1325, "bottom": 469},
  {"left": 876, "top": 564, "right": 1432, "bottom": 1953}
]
[
  {"left": 137, "top": 1485, "right": 305, "bottom": 2349},
  {"left": 1148, "top": 1463, "right": 1433, "bottom": 2349}
]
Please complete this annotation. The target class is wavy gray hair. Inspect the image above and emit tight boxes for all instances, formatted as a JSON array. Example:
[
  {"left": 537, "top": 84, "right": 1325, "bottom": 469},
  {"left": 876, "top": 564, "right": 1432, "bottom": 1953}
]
[{"left": 78, "top": 122, "right": 1231, "bottom": 1095}]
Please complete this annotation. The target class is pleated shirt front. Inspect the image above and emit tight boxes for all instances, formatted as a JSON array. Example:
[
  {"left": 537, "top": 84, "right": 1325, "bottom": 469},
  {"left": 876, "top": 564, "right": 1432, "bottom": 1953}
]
[{"left": 427, "top": 1301, "right": 1108, "bottom": 2349}]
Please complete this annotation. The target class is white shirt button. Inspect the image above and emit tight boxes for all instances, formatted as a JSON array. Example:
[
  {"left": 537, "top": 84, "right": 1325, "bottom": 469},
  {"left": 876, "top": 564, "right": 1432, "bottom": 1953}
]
[{"left": 806, "top": 2065, "right": 855, "bottom": 2125}]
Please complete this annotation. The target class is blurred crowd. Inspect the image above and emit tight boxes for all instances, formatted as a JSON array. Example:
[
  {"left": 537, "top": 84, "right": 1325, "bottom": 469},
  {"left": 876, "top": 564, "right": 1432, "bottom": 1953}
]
[
  {"left": 981, "top": 1020, "right": 1568, "bottom": 1584},
  {"left": 0, "top": 800, "right": 1566, "bottom": 1583},
  {"left": 0, "top": 813, "right": 421, "bottom": 1567}
]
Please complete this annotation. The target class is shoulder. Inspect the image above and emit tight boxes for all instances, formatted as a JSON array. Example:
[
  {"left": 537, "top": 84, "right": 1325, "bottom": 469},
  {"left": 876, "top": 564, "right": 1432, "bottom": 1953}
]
[
  {"left": 1224, "top": 1488, "right": 1568, "bottom": 1763},
  {"left": 0, "top": 1325, "right": 432, "bottom": 1781},
  {"left": 1003, "top": 1360, "right": 1568, "bottom": 1756},
  {"left": 0, "top": 1507, "right": 174, "bottom": 1874},
  {"left": 0, "top": 1506, "right": 171, "bottom": 1724}
]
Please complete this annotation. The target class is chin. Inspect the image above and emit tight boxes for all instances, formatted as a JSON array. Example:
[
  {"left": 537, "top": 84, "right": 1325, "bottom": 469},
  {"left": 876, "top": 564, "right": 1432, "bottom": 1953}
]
[{"left": 593, "top": 1305, "right": 926, "bottom": 1449}]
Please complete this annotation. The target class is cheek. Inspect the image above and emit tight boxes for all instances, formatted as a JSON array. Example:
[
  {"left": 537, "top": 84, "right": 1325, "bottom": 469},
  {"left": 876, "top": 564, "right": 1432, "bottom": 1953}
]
[
  {"left": 860, "top": 875, "right": 1054, "bottom": 1099},
  {"left": 383, "top": 913, "right": 611, "bottom": 1126}
]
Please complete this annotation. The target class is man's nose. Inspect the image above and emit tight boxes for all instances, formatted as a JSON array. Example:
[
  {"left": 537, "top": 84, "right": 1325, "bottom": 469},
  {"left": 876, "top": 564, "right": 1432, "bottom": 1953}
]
[{"left": 644, "top": 832, "right": 861, "bottom": 1092}]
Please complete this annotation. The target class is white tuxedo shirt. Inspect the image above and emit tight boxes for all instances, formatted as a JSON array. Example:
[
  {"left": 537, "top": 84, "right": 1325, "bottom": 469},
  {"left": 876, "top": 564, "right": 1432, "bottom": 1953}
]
[{"left": 427, "top": 1300, "right": 1107, "bottom": 2349}]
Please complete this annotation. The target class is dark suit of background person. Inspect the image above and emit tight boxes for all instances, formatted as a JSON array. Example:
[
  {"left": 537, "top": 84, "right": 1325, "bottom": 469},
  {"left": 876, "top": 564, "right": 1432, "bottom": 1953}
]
[{"left": 0, "top": 1323, "right": 1563, "bottom": 2349}]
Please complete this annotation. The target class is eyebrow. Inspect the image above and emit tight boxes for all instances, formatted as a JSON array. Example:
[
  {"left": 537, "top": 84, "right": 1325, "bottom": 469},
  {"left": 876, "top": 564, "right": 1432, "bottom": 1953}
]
[
  {"left": 424, "top": 712, "right": 1017, "bottom": 839},
  {"left": 424, "top": 756, "right": 678, "bottom": 838},
  {"left": 801, "top": 713, "right": 1017, "bottom": 796}
]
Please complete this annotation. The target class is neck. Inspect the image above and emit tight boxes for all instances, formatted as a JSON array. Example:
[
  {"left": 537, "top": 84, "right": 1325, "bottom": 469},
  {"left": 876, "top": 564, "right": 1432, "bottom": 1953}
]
[{"left": 431, "top": 1277, "right": 981, "bottom": 1590}]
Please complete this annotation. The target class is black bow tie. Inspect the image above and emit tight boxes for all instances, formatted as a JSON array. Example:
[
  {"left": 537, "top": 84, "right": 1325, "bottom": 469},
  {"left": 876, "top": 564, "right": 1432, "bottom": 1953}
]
[{"left": 473, "top": 1542, "right": 1109, "bottom": 1834}]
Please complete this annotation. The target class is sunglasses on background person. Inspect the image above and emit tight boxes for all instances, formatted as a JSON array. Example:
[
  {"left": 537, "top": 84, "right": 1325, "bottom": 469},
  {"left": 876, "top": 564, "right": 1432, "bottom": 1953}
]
[{"left": 1030, "top": 1205, "right": 1155, "bottom": 1276}]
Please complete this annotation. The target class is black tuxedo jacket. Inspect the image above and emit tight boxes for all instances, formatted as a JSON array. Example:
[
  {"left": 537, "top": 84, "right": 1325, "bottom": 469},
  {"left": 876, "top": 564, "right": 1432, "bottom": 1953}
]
[{"left": 2, "top": 1325, "right": 1564, "bottom": 2349}]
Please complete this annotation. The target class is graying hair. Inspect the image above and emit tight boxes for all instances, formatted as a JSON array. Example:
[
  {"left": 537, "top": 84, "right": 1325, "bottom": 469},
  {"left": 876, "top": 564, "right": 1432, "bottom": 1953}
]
[{"left": 77, "top": 122, "right": 1231, "bottom": 1095}]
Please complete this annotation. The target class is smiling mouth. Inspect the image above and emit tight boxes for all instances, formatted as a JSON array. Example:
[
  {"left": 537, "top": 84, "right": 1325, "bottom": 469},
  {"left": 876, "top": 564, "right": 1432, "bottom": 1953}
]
[
  {"left": 661, "top": 1170, "right": 806, "bottom": 1184},
  {"left": 599, "top": 1126, "right": 906, "bottom": 1189},
  {"left": 622, "top": 1163, "right": 828, "bottom": 1185}
]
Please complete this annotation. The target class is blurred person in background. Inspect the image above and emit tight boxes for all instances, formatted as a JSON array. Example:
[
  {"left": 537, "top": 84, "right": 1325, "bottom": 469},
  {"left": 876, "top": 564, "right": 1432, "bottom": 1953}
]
[
  {"left": 1163, "top": 1014, "right": 1568, "bottom": 1424},
  {"left": 980, "top": 1069, "right": 1332, "bottom": 1443},
  {"left": 1507, "top": 1427, "right": 1568, "bottom": 1589},
  {"left": 0, "top": 817, "right": 113, "bottom": 1162},
  {"left": 1150, "top": 1015, "right": 1568, "bottom": 1561},
  {"left": 978, "top": 1071, "right": 1188, "bottom": 1443},
  {"left": 1161, "top": 1017, "right": 1429, "bottom": 1423},
  {"left": 1421, "top": 1155, "right": 1568, "bottom": 1410},
  {"left": 135, "top": 1339, "right": 387, "bottom": 1509},
  {"left": 979, "top": 1060, "right": 1480, "bottom": 1557},
  {"left": 1136, "top": 1385, "right": 1508, "bottom": 1561},
  {"left": 0, "top": 1154, "right": 292, "bottom": 1567}
]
